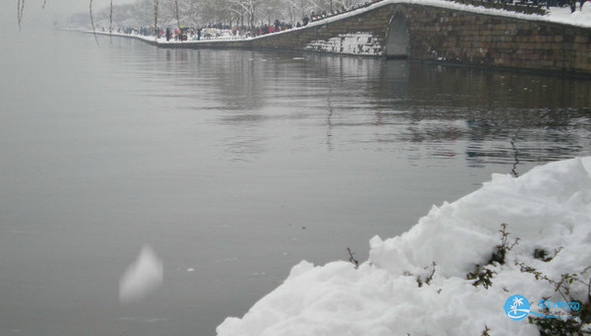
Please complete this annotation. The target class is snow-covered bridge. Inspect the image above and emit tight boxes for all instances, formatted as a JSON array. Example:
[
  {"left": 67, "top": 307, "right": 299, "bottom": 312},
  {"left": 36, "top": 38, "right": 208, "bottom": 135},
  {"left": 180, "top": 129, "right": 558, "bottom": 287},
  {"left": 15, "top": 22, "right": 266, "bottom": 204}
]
[{"left": 150, "top": 0, "right": 591, "bottom": 76}]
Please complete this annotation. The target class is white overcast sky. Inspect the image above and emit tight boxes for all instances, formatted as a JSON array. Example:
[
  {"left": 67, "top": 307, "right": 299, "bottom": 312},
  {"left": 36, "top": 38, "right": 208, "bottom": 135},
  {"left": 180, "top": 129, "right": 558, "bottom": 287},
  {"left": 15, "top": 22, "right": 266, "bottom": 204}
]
[
  {"left": 43, "top": 0, "right": 138, "bottom": 16},
  {"left": 1, "top": 0, "right": 138, "bottom": 31}
]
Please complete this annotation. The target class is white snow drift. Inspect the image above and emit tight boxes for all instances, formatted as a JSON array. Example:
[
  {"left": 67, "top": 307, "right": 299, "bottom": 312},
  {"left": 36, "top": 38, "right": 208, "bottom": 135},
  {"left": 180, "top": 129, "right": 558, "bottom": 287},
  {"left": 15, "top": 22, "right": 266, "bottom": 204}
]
[
  {"left": 217, "top": 157, "right": 591, "bottom": 335},
  {"left": 304, "top": 33, "right": 383, "bottom": 56}
]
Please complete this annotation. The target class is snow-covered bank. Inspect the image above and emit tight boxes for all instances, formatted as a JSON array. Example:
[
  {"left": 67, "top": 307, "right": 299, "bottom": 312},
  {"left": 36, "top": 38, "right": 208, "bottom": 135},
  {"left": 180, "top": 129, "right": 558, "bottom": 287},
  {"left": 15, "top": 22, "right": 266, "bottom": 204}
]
[
  {"left": 90, "top": 0, "right": 591, "bottom": 47},
  {"left": 217, "top": 157, "right": 591, "bottom": 336}
]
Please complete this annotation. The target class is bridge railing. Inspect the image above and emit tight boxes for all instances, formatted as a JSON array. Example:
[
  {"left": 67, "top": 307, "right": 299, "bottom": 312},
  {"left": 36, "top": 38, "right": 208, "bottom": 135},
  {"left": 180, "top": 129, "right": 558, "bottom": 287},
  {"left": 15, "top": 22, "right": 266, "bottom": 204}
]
[
  {"left": 307, "top": 0, "right": 547, "bottom": 23},
  {"left": 445, "top": 0, "right": 548, "bottom": 15}
]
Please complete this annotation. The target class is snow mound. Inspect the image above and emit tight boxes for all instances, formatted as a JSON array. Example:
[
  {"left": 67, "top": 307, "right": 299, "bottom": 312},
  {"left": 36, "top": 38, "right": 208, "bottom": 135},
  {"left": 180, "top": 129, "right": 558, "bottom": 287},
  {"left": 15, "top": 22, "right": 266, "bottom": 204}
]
[
  {"left": 119, "top": 245, "right": 164, "bottom": 304},
  {"left": 304, "top": 33, "right": 383, "bottom": 56},
  {"left": 217, "top": 157, "right": 591, "bottom": 336}
]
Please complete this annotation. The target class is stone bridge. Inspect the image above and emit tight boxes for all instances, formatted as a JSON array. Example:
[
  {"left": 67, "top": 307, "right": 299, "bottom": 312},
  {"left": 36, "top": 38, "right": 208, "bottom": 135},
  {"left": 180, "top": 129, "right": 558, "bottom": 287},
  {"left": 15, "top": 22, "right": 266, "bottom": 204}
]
[{"left": 151, "top": 0, "right": 591, "bottom": 76}]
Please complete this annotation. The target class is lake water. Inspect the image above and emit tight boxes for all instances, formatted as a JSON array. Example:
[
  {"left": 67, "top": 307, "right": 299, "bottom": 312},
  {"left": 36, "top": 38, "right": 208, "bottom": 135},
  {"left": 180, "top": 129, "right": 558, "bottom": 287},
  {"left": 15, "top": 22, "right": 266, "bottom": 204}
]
[{"left": 0, "top": 30, "right": 590, "bottom": 336}]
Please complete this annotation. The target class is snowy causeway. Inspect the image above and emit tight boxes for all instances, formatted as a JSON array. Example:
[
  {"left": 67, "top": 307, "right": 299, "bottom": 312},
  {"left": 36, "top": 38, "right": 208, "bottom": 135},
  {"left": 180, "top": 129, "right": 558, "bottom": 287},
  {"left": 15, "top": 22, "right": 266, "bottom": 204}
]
[{"left": 105, "top": 0, "right": 591, "bottom": 46}]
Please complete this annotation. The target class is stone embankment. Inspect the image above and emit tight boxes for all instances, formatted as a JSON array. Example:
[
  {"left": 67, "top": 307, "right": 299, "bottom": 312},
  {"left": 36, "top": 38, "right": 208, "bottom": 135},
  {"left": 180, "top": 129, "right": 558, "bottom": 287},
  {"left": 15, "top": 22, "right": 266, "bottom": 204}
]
[{"left": 101, "top": 0, "right": 591, "bottom": 77}]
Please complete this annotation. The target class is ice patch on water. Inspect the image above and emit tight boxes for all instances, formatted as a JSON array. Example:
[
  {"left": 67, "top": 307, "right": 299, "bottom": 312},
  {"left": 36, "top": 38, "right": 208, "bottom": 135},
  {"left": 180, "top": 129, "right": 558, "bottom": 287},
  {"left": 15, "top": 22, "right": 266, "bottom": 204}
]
[{"left": 118, "top": 245, "right": 163, "bottom": 304}]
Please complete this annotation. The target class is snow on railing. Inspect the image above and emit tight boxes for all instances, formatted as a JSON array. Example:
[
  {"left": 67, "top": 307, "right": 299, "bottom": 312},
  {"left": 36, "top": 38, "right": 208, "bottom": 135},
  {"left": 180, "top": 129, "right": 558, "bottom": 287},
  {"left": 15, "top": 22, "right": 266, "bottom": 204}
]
[{"left": 443, "top": 0, "right": 548, "bottom": 15}]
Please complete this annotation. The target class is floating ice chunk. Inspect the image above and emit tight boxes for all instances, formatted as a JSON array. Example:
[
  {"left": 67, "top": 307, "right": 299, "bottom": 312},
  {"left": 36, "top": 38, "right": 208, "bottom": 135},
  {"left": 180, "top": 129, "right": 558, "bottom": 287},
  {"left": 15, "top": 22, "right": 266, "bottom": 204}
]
[{"left": 119, "top": 245, "right": 163, "bottom": 304}]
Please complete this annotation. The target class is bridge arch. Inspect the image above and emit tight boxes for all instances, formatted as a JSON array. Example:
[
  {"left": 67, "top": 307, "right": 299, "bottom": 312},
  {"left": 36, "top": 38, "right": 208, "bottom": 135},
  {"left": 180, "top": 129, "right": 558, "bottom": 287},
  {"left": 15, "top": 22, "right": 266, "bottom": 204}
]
[
  {"left": 384, "top": 7, "right": 410, "bottom": 59},
  {"left": 149, "top": 2, "right": 591, "bottom": 77}
]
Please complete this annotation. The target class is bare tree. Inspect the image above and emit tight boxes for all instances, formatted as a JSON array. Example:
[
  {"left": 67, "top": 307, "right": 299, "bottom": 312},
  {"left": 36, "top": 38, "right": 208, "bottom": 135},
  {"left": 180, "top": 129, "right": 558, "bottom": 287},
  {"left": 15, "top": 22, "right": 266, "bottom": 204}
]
[
  {"left": 230, "top": 0, "right": 265, "bottom": 30},
  {"left": 19, "top": 0, "right": 363, "bottom": 33},
  {"left": 175, "top": 0, "right": 180, "bottom": 27},
  {"left": 153, "top": 0, "right": 159, "bottom": 40},
  {"left": 90, "top": 0, "right": 99, "bottom": 44},
  {"left": 282, "top": 0, "right": 315, "bottom": 22},
  {"left": 109, "top": 0, "right": 114, "bottom": 36},
  {"left": 17, "top": 0, "right": 25, "bottom": 30}
]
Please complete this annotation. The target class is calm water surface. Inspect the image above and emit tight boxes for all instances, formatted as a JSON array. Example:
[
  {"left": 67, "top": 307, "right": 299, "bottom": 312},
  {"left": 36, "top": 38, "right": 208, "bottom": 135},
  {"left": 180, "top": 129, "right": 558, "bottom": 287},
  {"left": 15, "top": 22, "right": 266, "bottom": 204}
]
[{"left": 0, "top": 31, "right": 590, "bottom": 336}]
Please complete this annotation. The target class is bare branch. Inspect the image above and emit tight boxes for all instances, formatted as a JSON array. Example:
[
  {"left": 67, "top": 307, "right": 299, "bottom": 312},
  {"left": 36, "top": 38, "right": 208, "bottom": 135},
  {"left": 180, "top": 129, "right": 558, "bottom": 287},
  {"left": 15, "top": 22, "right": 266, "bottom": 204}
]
[
  {"left": 175, "top": 0, "right": 180, "bottom": 28},
  {"left": 153, "top": 0, "right": 159, "bottom": 42},
  {"left": 109, "top": 0, "right": 113, "bottom": 43},
  {"left": 89, "top": 0, "right": 99, "bottom": 45},
  {"left": 17, "top": 0, "right": 26, "bottom": 30}
]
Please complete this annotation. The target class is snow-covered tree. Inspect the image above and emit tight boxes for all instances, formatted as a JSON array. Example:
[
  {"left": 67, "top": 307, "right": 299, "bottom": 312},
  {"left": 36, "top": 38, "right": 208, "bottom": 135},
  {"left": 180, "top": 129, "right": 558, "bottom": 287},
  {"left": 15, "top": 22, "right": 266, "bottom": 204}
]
[
  {"left": 283, "top": 0, "right": 315, "bottom": 22},
  {"left": 54, "top": 0, "right": 366, "bottom": 30}
]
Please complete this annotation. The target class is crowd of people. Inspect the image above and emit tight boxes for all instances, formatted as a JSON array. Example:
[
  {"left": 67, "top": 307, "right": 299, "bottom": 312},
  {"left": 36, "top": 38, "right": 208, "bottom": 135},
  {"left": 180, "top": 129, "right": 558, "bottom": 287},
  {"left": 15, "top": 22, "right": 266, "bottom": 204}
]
[
  {"left": 104, "top": 0, "right": 587, "bottom": 42},
  {"left": 303, "top": 0, "right": 385, "bottom": 25},
  {"left": 103, "top": 0, "right": 387, "bottom": 41}
]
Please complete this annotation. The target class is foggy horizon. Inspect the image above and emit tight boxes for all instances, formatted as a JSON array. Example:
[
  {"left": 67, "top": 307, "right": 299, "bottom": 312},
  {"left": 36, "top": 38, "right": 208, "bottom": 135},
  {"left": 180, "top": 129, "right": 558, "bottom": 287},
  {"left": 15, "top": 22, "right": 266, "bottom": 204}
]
[{"left": 1, "top": 0, "right": 138, "bottom": 31}]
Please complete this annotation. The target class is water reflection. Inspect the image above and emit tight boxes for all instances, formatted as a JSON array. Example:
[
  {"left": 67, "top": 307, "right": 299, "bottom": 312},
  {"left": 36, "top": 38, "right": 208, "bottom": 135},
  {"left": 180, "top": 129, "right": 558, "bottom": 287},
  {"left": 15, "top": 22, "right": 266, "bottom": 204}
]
[
  {"left": 372, "top": 63, "right": 591, "bottom": 172},
  {"left": 2, "top": 32, "right": 591, "bottom": 336},
  {"left": 105, "top": 37, "right": 591, "bottom": 174}
]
